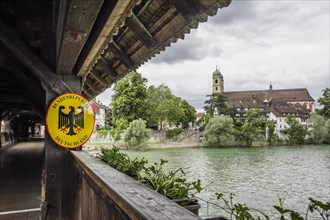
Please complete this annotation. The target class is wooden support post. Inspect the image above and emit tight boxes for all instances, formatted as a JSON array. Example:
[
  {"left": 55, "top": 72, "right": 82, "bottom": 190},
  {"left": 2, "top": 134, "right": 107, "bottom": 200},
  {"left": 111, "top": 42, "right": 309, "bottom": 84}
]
[{"left": 42, "top": 75, "right": 81, "bottom": 220}]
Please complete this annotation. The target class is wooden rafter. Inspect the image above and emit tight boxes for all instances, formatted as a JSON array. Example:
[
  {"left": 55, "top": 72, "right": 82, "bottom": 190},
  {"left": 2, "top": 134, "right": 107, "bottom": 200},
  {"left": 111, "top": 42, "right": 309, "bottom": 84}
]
[
  {"left": 171, "top": 0, "right": 204, "bottom": 20},
  {"left": 108, "top": 41, "right": 134, "bottom": 68},
  {"left": 0, "top": 52, "right": 45, "bottom": 111},
  {"left": 0, "top": 20, "right": 71, "bottom": 94},
  {"left": 125, "top": 12, "right": 157, "bottom": 49},
  {"left": 85, "top": 78, "right": 98, "bottom": 92},
  {"left": 95, "top": 57, "right": 118, "bottom": 79},
  {"left": 90, "top": 69, "right": 107, "bottom": 87},
  {"left": 76, "top": 0, "right": 138, "bottom": 77}
]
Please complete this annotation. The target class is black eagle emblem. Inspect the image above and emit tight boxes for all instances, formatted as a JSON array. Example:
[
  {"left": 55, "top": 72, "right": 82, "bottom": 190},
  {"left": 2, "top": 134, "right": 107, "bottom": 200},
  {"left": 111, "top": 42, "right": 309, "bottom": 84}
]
[{"left": 58, "top": 106, "right": 84, "bottom": 136}]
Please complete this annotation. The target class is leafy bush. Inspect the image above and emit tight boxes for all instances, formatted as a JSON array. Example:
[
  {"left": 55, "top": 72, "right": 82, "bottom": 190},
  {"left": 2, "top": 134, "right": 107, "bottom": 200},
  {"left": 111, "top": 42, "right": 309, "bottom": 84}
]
[
  {"left": 143, "top": 159, "right": 202, "bottom": 205},
  {"left": 111, "top": 118, "right": 129, "bottom": 141},
  {"left": 122, "top": 119, "right": 151, "bottom": 148},
  {"left": 202, "top": 115, "right": 235, "bottom": 147},
  {"left": 214, "top": 193, "right": 330, "bottom": 220},
  {"left": 96, "top": 128, "right": 109, "bottom": 139},
  {"left": 98, "top": 147, "right": 148, "bottom": 178},
  {"left": 165, "top": 127, "right": 182, "bottom": 139}
]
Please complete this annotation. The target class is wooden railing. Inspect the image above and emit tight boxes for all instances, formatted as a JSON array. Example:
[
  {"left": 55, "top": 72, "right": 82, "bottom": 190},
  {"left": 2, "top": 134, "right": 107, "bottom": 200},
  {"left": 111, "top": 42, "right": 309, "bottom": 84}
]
[{"left": 68, "top": 150, "right": 201, "bottom": 220}]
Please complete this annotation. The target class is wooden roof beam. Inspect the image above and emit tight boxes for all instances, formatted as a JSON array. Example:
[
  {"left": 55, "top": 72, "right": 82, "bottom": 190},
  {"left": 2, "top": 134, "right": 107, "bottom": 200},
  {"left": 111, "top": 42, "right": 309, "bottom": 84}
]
[
  {"left": 171, "top": 0, "right": 204, "bottom": 20},
  {"left": 85, "top": 78, "right": 98, "bottom": 92},
  {"left": 108, "top": 41, "right": 134, "bottom": 68},
  {"left": 125, "top": 12, "right": 157, "bottom": 50},
  {"left": 89, "top": 69, "right": 107, "bottom": 87},
  {"left": 56, "top": 0, "right": 104, "bottom": 75},
  {"left": 95, "top": 57, "right": 118, "bottom": 78},
  {"left": 0, "top": 52, "right": 45, "bottom": 111},
  {"left": 82, "top": 88, "right": 94, "bottom": 98},
  {"left": 76, "top": 0, "right": 138, "bottom": 77},
  {"left": 0, "top": 20, "right": 71, "bottom": 94}
]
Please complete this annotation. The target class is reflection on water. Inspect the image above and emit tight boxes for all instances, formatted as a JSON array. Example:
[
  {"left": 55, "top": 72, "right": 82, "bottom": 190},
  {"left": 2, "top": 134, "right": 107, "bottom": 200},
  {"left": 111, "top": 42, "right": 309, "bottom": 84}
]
[{"left": 125, "top": 145, "right": 330, "bottom": 219}]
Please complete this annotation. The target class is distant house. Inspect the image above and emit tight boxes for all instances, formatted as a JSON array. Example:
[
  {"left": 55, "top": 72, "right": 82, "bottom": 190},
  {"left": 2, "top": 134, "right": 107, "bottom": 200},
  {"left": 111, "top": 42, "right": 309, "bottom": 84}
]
[
  {"left": 89, "top": 100, "right": 111, "bottom": 129},
  {"left": 211, "top": 67, "right": 315, "bottom": 139}
]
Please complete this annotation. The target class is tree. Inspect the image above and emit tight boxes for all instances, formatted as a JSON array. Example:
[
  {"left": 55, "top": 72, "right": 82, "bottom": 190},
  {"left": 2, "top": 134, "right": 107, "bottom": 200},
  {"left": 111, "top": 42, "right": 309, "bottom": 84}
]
[
  {"left": 111, "top": 118, "right": 129, "bottom": 141},
  {"left": 204, "top": 93, "right": 229, "bottom": 117},
  {"left": 112, "top": 71, "right": 148, "bottom": 123},
  {"left": 318, "top": 88, "right": 330, "bottom": 119},
  {"left": 267, "top": 121, "right": 277, "bottom": 146},
  {"left": 111, "top": 71, "right": 148, "bottom": 138},
  {"left": 308, "top": 114, "right": 327, "bottom": 144},
  {"left": 178, "top": 100, "right": 196, "bottom": 129},
  {"left": 122, "top": 119, "right": 151, "bottom": 149},
  {"left": 325, "top": 119, "right": 330, "bottom": 144},
  {"left": 146, "top": 84, "right": 196, "bottom": 129},
  {"left": 235, "top": 109, "right": 266, "bottom": 147},
  {"left": 202, "top": 115, "right": 235, "bottom": 147},
  {"left": 285, "top": 114, "right": 307, "bottom": 145}
]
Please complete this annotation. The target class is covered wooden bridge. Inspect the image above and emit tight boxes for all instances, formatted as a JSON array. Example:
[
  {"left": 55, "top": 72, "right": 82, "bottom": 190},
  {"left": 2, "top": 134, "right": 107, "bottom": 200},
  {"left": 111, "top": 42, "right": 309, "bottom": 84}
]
[{"left": 0, "top": 0, "right": 231, "bottom": 219}]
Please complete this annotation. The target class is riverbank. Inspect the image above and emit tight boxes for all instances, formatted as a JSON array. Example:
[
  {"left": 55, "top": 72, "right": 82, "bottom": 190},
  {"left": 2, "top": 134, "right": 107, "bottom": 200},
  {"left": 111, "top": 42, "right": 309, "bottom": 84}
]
[{"left": 83, "top": 141, "right": 201, "bottom": 152}]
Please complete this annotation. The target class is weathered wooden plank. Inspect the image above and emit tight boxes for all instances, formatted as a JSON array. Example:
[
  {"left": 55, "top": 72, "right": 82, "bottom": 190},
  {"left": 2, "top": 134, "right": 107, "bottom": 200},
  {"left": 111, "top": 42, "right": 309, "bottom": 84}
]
[
  {"left": 56, "top": 0, "right": 104, "bottom": 75},
  {"left": 71, "top": 151, "right": 201, "bottom": 220},
  {"left": 108, "top": 41, "right": 134, "bottom": 68},
  {"left": 125, "top": 12, "right": 158, "bottom": 49},
  {"left": 40, "top": 0, "right": 57, "bottom": 71},
  {"left": 0, "top": 20, "right": 71, "bottom": 94},
  {"left": 76, "top": 1, "right": 137, "bottom": 77}
]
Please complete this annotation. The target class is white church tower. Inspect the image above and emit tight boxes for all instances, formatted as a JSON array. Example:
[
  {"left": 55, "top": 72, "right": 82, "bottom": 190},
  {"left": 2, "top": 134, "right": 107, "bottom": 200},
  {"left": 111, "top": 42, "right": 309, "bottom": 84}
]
[{"left": 212, "top": 66, "right": 224, "bottom": 94}]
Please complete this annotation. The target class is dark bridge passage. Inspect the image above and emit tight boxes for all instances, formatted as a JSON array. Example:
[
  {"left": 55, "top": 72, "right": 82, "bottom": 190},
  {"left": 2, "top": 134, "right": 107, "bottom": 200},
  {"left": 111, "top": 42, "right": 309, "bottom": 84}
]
[{"left": 0, "top": 141, "right": 44, "bottom": 219}]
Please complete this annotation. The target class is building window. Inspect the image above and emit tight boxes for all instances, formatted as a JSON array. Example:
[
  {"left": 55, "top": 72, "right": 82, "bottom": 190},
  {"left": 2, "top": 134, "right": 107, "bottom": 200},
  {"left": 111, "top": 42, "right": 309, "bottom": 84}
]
[
  {"left": 215, "top": 79, "right": 218, "bottom": 84},
  {"left": 215, "top": 87, "right": 218, "bottom": 91}
]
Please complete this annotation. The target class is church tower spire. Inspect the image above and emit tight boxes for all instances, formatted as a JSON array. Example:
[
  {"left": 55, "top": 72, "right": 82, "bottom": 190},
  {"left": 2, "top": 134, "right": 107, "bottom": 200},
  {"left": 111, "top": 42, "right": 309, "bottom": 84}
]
[{"left": 212, "top": 66, "right": 224, "bottom": 94}]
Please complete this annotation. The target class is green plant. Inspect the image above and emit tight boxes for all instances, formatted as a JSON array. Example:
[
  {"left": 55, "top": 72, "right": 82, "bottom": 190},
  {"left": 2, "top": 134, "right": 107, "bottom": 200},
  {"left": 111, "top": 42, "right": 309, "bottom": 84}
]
[
  {"left": 213, "top": 193, "right": 330, "bottom": 220},
  {"left": 143, "top": 159, "right": 202, "bottom": 205},
  {"left": 273, "top": 198, "right": 304, "bottom": 220},
  {"left": 306, "top": 198, "right": 330, "bottom": 220},
  {"left": 96, "top": 128, "right": 109, "bottom": 139},
  {"left": 202, "top": 115, "right": 235, "bottom": 147},
  {"left": 215, "top": 193, "right": 269, "bottom": 220},
  {"left": 98, "top": 147, "right": 148, "bottom": 178},
  {"left": 122, "top": 119, "right": 151, "bottom": 149},
  {"left": 165, "top": 128, "right": 182, "bottom": 139}
]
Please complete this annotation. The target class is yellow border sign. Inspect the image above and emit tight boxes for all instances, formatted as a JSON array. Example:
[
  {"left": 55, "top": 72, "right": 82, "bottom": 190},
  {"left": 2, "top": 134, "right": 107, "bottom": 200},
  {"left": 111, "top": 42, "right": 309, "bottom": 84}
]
[{"left": 46, "top": 93, "right": 95, "bottom": 149}]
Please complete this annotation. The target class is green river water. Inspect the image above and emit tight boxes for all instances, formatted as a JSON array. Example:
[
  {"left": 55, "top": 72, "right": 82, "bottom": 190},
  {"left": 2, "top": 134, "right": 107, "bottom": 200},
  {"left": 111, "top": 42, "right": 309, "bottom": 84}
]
[{"left": 123, "top": 145, "right": 330, "bottom": 219}]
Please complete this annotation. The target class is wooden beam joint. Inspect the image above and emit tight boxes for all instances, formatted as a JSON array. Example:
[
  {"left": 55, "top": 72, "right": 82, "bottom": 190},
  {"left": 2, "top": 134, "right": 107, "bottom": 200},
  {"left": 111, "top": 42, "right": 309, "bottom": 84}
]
[{"left": 125, "top": 13, "right": 158, "bottom": 50}]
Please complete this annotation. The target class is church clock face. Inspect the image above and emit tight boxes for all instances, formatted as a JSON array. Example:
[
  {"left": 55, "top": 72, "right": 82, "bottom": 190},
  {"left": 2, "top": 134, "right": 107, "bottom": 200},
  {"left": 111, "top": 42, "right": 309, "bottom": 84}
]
[{"left": 46, "top": 93, "right": 95, "bottom": 149}]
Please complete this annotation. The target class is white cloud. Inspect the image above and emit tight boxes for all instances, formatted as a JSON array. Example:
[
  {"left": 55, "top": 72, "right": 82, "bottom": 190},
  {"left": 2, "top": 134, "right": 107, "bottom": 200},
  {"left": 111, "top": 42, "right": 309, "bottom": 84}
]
[{"left": 97, "top": 0, "right": 330, "bottom": 111}]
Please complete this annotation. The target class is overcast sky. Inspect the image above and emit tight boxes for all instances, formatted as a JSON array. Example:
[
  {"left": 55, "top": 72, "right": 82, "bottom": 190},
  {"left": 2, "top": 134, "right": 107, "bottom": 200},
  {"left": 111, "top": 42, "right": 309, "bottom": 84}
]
[{"left": 96, "top": 0, "right": 330, "bottom": 112}]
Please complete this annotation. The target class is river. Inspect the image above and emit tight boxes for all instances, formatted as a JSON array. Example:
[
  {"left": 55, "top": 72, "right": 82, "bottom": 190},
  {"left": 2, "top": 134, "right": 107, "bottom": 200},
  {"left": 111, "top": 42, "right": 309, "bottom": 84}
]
[{"left": 123, "top": 145, "right": 330, "bottom": 219}]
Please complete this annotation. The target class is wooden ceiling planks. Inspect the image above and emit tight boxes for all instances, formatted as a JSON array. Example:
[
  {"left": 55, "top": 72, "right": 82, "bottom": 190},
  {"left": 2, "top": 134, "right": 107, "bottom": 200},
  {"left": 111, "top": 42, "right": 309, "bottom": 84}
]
[
  {"left": 81, "top": 0, "right": 231, "bottom": 98},
  {"left": 0, "top": 0, "right": 231, "bottom": 116}
]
